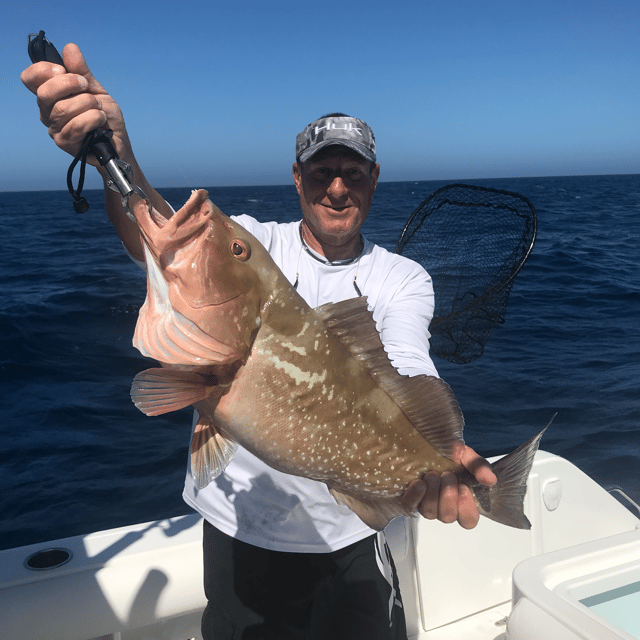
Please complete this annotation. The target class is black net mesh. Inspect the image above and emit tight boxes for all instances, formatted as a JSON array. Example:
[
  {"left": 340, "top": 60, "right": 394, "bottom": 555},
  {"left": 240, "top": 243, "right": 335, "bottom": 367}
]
[{"left": 395, "top": 184, "right": 537, "bottom": 364}]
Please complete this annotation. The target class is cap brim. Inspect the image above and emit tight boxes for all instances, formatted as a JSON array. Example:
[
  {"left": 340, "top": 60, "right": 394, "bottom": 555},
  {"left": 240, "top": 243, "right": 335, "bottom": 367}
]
[{"left": 298, "top": 140, "right": 376, "bottom": 164}]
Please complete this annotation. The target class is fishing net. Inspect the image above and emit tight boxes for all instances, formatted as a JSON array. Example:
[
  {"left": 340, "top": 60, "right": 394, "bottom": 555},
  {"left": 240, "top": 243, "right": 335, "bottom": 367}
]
[{"left": 395, "top": 184, "right": 537, "bottom": 364}]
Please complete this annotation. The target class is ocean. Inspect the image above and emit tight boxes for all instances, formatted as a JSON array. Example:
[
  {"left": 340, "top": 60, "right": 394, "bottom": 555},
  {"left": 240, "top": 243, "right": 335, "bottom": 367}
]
[{"left": 1, "top": 174, "right": 638, "bottom": 551}]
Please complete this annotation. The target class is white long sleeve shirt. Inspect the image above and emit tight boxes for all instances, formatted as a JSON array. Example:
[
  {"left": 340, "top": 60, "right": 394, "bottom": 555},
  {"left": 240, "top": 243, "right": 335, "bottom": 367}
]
[{"left": 182, "top": 215, "right": 438, "bottom": 553}]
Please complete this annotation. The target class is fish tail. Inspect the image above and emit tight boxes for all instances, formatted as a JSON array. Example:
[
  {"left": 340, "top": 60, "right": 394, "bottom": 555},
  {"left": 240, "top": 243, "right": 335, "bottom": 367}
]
[{"left": 472, "top": 426, "right": 547, "bottom": 529}]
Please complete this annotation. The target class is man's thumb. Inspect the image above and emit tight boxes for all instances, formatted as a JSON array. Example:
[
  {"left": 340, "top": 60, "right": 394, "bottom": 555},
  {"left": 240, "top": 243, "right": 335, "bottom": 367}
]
[{"left": 62, "top": 43, "right": 107, "bottom": 95}]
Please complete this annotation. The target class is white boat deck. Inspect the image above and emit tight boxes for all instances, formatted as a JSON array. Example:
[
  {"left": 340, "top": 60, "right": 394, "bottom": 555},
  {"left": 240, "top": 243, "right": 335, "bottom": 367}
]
[{"left": 1, "top": 451, "right": 639, "bottom": 640}]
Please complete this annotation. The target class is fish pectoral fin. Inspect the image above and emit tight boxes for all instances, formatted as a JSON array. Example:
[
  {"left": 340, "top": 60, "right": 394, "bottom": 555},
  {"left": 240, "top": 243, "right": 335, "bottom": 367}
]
[
  {"left": 190, "top": 414, "right": 238, "bottom": 489},
  {"left": 329, "top": 488, "right": 412, "bottom": 532},
  {"left": 130, "top": 367, "right": 215, "bottom": 416}
]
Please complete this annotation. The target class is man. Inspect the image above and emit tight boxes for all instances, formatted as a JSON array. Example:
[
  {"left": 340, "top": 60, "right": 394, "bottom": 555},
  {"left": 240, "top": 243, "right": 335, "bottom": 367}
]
[{"left": 22, "top": 44, "right": 496, "bottom": 639}]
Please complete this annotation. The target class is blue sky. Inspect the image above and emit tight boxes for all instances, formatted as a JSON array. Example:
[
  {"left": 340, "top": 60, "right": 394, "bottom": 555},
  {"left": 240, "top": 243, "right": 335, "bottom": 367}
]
[{"left": 3, "top": 0, "right": 639, "bottom": 191}]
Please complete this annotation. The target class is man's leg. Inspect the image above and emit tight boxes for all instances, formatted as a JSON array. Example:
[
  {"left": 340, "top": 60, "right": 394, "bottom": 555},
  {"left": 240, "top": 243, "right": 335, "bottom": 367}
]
[{"left": 201, "top": 521, "right": 407, "bottom": 640}]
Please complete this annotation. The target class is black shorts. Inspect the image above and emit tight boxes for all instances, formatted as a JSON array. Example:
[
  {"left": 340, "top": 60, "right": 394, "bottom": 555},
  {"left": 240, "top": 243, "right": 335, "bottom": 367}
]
[{"left": 201, "top": 520, "right": 407, "bottom": 640}]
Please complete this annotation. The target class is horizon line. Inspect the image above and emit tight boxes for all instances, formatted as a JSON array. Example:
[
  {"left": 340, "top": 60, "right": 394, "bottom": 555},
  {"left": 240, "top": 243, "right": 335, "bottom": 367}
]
[{"left": 2, "top": 172, "right": 638, "bottom": 194}]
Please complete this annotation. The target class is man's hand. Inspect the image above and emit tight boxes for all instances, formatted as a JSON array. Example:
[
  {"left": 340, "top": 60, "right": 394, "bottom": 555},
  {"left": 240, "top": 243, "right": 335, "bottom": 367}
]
[
  {"left": 401, "top": 445, "right": 496, "bottom": 529},
  {"left": 21, "top": 43, "right": 133, "bottom": 168},
  {"left": 21, "top": 43, "right": 172, "bottom": 260}
]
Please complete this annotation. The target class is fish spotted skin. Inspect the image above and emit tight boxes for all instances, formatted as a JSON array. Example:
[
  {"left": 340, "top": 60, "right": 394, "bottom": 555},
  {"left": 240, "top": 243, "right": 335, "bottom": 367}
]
[{"left": 129, "top": 189, "right": 544, "bottom": 531}]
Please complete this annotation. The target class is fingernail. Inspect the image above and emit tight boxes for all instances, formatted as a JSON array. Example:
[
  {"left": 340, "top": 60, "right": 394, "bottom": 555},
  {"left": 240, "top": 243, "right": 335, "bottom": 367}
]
[{"left": 78, "top": 76, "right": 88, "bottom": 90}]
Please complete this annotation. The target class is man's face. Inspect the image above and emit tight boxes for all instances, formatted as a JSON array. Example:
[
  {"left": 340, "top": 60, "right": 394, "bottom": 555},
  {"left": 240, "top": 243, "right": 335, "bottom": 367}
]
[{"left": 292, "top": 147, "right": 380, "bottom": 253}]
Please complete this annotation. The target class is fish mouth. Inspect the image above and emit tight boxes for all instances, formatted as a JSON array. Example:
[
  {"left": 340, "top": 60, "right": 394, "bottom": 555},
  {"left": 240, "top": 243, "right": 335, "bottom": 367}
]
[
  {"left": 132, "top": 190, "right": 246, "bottom": 308},
  {"left": 130, "top": 189, "right": 211, "bottom": 256}
]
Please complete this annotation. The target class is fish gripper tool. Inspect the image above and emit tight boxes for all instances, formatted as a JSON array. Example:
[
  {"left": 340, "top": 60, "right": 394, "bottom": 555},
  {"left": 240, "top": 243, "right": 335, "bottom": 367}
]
[{"left": 28, "top": 31, "right": 148, "bottom": 213}]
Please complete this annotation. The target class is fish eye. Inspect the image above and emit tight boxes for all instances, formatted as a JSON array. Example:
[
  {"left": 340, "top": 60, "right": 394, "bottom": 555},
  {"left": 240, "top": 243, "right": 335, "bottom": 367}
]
[{"left": 231, "top": 240, "right": 250, "bottom": 260}]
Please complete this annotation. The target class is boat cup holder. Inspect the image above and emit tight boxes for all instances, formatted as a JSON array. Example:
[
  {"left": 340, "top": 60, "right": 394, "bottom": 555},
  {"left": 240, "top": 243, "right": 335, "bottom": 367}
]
[{"left": 24, "top": 547, "right": 73, "bottom": 571}]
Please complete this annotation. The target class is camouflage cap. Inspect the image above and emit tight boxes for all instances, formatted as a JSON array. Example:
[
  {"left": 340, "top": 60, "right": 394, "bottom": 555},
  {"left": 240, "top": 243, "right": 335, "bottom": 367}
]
[{"left": 296, "top": 115, "right": 376, "bottom": 164}]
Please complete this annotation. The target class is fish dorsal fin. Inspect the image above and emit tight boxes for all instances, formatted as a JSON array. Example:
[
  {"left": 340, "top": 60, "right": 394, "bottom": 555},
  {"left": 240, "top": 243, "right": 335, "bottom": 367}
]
[{"left": 315, "top": 297, "right": 465, "bottom": 457}]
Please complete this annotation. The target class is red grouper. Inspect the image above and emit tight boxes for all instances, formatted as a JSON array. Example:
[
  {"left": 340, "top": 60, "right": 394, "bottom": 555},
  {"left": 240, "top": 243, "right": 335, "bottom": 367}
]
[{"left": 128, "top": 189, "right": 545, "bottom": 531}]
